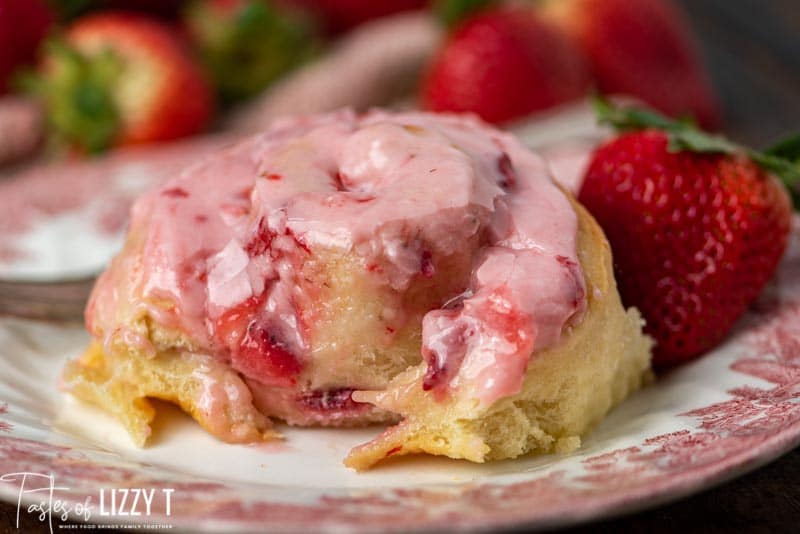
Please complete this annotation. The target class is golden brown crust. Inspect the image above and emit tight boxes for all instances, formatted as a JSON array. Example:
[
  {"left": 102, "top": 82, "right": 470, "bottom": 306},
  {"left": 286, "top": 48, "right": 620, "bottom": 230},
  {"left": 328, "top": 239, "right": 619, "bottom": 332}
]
[{"left": 63, "top": 342, "right": 277, "bottom": 446}]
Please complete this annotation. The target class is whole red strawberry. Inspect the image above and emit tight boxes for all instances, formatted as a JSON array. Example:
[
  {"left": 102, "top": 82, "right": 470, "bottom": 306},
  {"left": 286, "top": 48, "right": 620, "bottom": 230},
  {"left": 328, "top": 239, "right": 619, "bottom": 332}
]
[
  {"left": 421, "top": 6, "right": 591, "bottom": 124},
  {"left": 0, "top": 0, "right": 54, "bottom": 93},
  {"left": 29, "top": 11, "right": 215, "bottom": 153},
  {"left": 578, "top": 100, "right": 797, "bottom": 366},
  {"left": 542, "top": 0, "right": 721, "bottom": 129}
]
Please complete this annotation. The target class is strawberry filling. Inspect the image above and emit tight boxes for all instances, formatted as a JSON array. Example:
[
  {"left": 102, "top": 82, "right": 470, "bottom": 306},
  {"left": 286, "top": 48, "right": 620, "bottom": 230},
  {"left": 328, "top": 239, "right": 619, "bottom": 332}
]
[
  {"left": 162, "top": 187, "right": 190, "bottom": 198},
  {"left": 244, "top": 217, "right": 277, "bottom": 257},
  {"left": 497, "top": 152, "right": 517, "bottom": 189},
  {"left": 298, "top": 388, "right": 364, "bottom": 413},
  {"left": 213, "top": 294, "right": 303, "bottom": 388},
  {"left": 236, "top": 323, "right": 302, "bottom": 388}
]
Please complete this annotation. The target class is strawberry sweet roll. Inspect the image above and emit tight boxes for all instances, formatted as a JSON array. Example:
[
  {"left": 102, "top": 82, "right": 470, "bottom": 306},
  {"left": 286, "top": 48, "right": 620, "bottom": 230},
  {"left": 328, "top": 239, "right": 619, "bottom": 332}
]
[{"left": 63, "top": 110, "right": 652, "bottom": 468}]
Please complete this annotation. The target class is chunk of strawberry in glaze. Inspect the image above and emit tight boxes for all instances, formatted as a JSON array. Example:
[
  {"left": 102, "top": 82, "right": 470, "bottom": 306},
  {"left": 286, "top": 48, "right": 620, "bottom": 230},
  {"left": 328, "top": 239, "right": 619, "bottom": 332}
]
[
  {"left": 214, "top": 294, "right": 302, "bottom": 388},
  {"left": 236, "top": 322, "right": 302, "bottom": 387},
  {"left": 214, "top": 294, "right": 264, "bottom": 348},
  {"left": 422, "top": 309, "right": 468, "bottom": 391},
  {"left": 420, "top": 250, "right": 435, "bottom": 278},
  {"left": 497, "top": 152, "right": 516, "bottom": 189},
  {"left": 245, "top": 217, "right": 277, "bottom": 257},
  {"left": 422, "top": 286, "right": 535, "bottom": 395}
]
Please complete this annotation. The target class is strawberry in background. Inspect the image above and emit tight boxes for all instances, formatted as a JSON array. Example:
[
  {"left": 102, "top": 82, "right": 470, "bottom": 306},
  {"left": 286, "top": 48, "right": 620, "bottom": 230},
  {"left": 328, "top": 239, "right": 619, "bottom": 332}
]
[
  {"left": 284, "top": 0, "right": 428, "bottom": 34},
  {"left": 421, "top": 4, "right": 591, "bottom": 124},
  {"left": 26, "top": 11, "right": 214, "bottom": 154},
  {"left": 0, "top": 0, "right": 55, "bottom": 93},
  {"left": 185, "top": 0, "right": 318, "bottom": 103},
  {"left": 541, "top": 0, "right": 721, "bottom": 128},
  {"left": 579, "top": 99, "right": 798, "bottom": 366}
]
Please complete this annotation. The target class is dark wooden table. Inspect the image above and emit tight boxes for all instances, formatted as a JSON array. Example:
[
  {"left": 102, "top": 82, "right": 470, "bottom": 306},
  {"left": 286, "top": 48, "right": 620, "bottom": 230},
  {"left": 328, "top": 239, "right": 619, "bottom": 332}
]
[{"left": 2, "top": 0, "right": 800, "bottom": 532}]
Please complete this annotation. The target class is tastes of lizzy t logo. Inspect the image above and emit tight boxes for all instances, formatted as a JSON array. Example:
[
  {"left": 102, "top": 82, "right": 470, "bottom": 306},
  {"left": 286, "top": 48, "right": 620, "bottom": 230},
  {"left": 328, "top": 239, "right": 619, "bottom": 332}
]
[{"left": 0, "top": 472, "right": 175, "bottom": 532}]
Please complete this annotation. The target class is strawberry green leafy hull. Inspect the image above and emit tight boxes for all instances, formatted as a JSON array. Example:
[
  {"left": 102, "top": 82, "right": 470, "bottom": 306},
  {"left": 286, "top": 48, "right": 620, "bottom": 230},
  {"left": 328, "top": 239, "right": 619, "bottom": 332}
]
[{"left": 27, "top": 12, "right": 214, "bottom": 153}]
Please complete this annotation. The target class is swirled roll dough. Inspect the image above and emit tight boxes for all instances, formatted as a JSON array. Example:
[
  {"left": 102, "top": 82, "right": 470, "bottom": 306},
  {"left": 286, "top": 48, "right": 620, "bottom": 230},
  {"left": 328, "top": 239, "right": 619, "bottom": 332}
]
[{"left": 63, "top": 110, "right": 651, "bottom": 467}]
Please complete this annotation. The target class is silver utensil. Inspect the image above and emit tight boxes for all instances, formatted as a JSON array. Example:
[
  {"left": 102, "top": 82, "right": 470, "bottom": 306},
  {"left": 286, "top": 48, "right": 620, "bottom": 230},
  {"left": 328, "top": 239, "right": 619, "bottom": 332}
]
[{"left": 0, "top": 276, "right": 95, "bottom": 322}]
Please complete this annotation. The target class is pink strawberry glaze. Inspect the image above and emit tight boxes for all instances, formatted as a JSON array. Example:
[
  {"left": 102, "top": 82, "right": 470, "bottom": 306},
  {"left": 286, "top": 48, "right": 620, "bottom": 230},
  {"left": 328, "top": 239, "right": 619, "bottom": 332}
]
[{"left": 87, "top": 110, "right": 585, "bottom": 408}]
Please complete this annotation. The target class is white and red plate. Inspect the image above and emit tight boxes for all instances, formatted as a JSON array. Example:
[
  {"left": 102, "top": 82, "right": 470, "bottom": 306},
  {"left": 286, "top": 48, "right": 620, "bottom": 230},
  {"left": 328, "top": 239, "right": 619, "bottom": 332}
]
[
  {"left": 0, "top": 106, "right": 798, "bottom": 531},
  {"left": 0, "top": 220, "right": 797, "bottom": 532}
]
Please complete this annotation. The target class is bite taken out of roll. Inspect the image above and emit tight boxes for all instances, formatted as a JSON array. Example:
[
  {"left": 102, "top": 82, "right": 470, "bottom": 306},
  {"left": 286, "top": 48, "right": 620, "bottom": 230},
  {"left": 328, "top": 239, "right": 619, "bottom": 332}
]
[{"left": 63, "top": 109, "right": 652, "bottom": 468}]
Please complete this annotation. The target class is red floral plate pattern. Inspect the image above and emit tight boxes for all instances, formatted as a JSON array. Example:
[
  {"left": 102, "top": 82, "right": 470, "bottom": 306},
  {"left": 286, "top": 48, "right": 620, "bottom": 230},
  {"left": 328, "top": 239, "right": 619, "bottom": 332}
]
[{"left": 0, "top": 219, "right": 798, "bottom": 533}]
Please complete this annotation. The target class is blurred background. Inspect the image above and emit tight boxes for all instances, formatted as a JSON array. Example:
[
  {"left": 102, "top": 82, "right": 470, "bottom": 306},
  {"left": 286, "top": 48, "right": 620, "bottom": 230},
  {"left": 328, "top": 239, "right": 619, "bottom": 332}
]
[
  {"left": 677, "top": 0, "right": 800, "bottom": 145},
  {"left": 0, "top": 0, "right": 798, "bottom": 283},
  {"left": 1, "top": 0, "right": 798, "bottom": 163}
]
